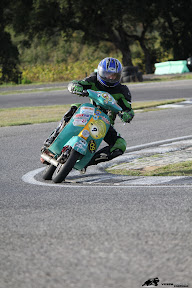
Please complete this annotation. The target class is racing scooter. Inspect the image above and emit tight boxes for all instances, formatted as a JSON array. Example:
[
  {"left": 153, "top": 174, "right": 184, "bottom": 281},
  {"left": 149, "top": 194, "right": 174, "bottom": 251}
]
[{"left": 40, "top": 89, "right": 123, "bottom": 183}]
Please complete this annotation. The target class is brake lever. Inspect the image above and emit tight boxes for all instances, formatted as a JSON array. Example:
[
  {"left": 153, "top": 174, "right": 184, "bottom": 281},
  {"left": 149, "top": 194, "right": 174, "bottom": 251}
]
[{"left": 118, "top": 112, "right": 126, "bottom": 125}]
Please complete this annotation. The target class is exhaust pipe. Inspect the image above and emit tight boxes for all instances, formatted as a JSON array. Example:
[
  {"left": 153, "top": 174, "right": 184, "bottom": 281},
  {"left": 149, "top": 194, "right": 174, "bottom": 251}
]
[{"left": 41, "top": 153, "right": 58, "bottom": 167}]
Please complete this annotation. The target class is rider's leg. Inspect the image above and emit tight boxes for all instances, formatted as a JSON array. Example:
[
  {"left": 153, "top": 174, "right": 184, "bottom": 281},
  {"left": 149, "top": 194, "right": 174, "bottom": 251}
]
[
  {"left": 85, "top": 126, "right": 127, "bottom": 167},
  {"left": 42, "top": 103, "right": 81, "bottom": 150}
]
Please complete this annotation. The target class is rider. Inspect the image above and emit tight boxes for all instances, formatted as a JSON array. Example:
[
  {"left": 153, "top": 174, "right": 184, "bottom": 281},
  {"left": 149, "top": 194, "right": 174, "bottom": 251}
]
[{"left": 42, "top": 57, "right": 134, "bottom": 170}]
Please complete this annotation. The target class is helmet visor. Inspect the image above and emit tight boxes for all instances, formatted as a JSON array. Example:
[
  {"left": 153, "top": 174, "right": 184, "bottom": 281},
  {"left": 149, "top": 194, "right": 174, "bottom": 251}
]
[{"left": 98, "top": 67, "right": 121, "bottom": 84}]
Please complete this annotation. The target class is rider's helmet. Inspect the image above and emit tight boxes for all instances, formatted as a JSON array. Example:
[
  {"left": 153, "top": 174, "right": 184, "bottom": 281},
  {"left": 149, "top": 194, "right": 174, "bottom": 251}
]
[{"left": 97, "top": 57, "right": 123, "bottom": 87}]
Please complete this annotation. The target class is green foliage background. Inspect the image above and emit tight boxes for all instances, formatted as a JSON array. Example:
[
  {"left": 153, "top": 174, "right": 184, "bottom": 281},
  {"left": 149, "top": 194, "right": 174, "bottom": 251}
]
[
  {"left": 15, "top": 32, "right": 121, "bottom": 82},
  {"left": 14, "top": 32, "right": 171, "bottom": 83},
  {"left": 2, "top": 0, "right": 192, "bottom": 84}
]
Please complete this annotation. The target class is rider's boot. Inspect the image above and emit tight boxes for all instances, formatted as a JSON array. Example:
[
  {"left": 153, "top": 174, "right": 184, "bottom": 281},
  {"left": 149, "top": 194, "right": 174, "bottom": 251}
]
[
  {"left": 80, "top": 137, "right": 126, "bottom": 173},
  {"left": 89, "top": 146, "right": 123, "bottom": 165},
  {"left": 80, "top": 146, "right": 123, "bottom": 174}
]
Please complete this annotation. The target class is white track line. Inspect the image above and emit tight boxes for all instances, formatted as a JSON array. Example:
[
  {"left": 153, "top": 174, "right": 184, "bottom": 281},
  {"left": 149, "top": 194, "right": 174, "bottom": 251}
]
[
  {"left": 22, "top": 167, "right": 192, "bottom": 188},
  {"left": 22, "top": 135, "right": 192, "bottom": 188},
  {"left": 125, "top": 135, "right": 192, "bottom": 153}
]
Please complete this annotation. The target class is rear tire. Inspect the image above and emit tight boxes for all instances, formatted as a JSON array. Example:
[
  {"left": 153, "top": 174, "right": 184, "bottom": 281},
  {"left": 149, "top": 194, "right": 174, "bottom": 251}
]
[
  {"left": 43, "top": 164, "right": 56, "bottom": 180},
  {"left": 52, "top": 149, "right": 80, "bottom": 183}
]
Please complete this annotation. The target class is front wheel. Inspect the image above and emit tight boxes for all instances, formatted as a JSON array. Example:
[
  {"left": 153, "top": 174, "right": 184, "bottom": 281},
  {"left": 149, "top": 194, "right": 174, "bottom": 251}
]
[{"left": 52, "top": 149, "right": 80, "bottom": 183}]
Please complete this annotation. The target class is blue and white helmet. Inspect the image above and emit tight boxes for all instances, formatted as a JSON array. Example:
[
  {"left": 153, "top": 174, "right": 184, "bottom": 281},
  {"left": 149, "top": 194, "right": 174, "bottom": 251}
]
[{"left": 97, "top": 57, "right": 123, "bottom": 87}]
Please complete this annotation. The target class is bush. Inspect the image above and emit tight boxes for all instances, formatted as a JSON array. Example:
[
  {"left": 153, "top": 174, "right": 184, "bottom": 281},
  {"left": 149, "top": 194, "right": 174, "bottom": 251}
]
[
  {"left": 21, "top": 60, "right": 101, "bottom": 83},
  {"left": 21, "top": 77, "right": 32, "bottom": 84}
]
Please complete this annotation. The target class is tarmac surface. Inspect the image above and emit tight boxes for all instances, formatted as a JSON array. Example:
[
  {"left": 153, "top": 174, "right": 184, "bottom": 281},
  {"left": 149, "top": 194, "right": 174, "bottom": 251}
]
[{"left": 1, "top": 80, "right": 192, "bottom": 288}]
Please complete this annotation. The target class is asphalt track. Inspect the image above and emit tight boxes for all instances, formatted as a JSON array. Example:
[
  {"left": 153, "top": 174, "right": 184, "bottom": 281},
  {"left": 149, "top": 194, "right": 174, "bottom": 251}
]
[
  {"left": 1, "top": 79, "right": 192, "bottom": 108},
  {"left": 1, "top": 80, "right": 192, "bottom": 287}
]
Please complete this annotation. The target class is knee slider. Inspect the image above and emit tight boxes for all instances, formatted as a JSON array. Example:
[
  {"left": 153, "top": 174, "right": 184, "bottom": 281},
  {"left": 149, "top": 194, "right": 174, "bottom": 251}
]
[
  {"left": 108, "top": 148, "right": 123, "bottom": 160},
  {"left": 110, "top": 137, "right": 127, "bottom": 154}
]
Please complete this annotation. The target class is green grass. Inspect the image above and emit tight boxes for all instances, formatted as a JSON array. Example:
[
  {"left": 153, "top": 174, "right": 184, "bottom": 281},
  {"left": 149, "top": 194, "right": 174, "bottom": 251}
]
[
  {"left": 107, "top": 160, "right": 192, "bottom": 176},
  {"left": 0, "top": 105, "right": 71, "bottom": 127},
  {"left": 0, "top": 87, "right": 67, "bottom": 96}
]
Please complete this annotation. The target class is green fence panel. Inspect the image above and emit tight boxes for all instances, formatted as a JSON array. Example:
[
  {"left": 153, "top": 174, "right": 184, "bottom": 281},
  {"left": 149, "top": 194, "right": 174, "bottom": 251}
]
[{"left": 155, "top": 60, "right": 190, "bottom": 75}]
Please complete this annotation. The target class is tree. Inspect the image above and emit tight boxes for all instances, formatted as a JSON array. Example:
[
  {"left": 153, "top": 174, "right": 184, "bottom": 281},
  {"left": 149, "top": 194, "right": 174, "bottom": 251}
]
[
  {"left": 57, "top": 0, "right": 161, "bottom": 72},
  {"left": 9, "top": 0, "right": 135, "bottom": 66},
  {"left": 158, "top": 0, "right": 192, "bottom": 60},
  {"left": 0, "top": 0, "right": 20, "bottom": 83},
  {"left": 5, "top": 0, "right": 192, "bottom": 79},
  {"left": 122, "top": 0, "right": 160, "bottom": 73},
  {"left": 8, "top": 0, "right": 161, "bottom": 72}
]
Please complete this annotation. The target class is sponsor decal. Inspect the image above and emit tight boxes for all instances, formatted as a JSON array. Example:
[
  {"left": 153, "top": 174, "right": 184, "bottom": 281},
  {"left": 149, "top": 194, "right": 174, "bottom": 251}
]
[
  {"left": 73, "top": 119, "right": 87, "bottom": 126},
  {"left": 93, "top": 115, "right": 98, "bottom": 120},
  {"left": 81, "top": 130, "right": 90, "bottom": 138},
  {"left": 98, "top": 92, "right": 113, "bottom": 103},
  {"left": 101, "top": 116, "right": 110, "bottom": 124},
  {"left": 74, "top": 140, "right": 86, "bottom": 152},
  {"left": 79, "top": 139, "right": 87, "bottom": 146},
  {"left": 79, "top": 129, "right": 90, "bottom": 140},
  {"left": 74, "top": 142, "right": 82, "bottom": 149},
  {"left": 80, "top": 107, "right": 95, "bottom": 115},
  {"left": 88, "top": 140, "right": 96, "bottom": 153},
  {"left": 88, "top": 119, "right": 106, "bottom": 139},
  {"left": 75, "top": 113, "right": 90, "bottom": 119},
  {"left": 95, "top": 110, "right": 101, "bottom": 116}
]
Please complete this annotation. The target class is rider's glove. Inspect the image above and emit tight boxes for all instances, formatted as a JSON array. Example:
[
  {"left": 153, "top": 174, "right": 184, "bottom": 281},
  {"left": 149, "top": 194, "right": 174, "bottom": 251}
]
[
  {"left": 68, "top": 82, "right": 85, "bottom": 96},
  {"left": 68, "top": 80, "right": 91, "bottom": 96},
  {"left": 121, "top": 109, "right": 134, "bottom": 123},
  {"left": 73, "top": 84, "right": 84, "bottom": 94}
]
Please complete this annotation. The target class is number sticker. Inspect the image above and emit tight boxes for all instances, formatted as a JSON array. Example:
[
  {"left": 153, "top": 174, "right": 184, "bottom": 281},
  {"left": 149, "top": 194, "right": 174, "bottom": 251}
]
[{"left": 88, "top": 120, "right": 106, "bottom": 139}]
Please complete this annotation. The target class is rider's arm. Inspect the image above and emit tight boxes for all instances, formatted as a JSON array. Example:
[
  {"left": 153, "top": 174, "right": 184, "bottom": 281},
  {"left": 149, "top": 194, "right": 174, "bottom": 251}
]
[{"left": 117, "top": 85, "right": 134, "bottom": 123}]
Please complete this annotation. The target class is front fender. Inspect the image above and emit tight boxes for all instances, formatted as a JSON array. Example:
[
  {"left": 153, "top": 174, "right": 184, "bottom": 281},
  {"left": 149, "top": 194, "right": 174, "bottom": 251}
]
[{"left": 66, "top": 136, "right": 88, "bottom": 155}]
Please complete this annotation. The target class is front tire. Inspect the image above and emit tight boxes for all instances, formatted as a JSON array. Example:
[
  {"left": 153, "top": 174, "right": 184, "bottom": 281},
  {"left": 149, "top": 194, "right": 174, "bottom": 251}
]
[
  {"left": 52, "top": 149, "right": 80, "bottom": 183},
  {"left": 43, "top": 164, "right": 56, "bottom": 180}
]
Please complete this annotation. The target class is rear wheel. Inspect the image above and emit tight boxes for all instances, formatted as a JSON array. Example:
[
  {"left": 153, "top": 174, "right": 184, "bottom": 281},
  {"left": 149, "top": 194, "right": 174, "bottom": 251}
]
[
  {"left": 43, "top": 164, "right": 56, "bottom": 180},
  {"left": 52, "top": 149, "right": 80, "bottom": 183}
]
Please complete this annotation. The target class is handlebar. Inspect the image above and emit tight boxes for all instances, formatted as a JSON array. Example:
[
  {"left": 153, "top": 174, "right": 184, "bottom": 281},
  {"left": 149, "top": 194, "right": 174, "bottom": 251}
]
[
  {"left": 81, "top": 90, "right": 89, "bottom": 97},
  {"left": 68, "top": 86, "right": 123, "bottom": 115}
]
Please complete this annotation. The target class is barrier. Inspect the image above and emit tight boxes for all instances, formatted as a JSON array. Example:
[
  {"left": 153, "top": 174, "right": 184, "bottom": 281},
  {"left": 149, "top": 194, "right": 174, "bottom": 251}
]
[{"left": 154, "top": 60, "right": 190, "bottom": 75}]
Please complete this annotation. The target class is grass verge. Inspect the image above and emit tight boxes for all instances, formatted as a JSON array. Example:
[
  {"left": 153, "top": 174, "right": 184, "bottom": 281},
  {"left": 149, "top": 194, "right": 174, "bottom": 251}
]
[
  {"left": 0, "top": 105, "right": 71, "bottom": 127},
  {"left": 0, "top": 87, "right": 67, "bottom": 96},
  {"left": 0, "top": 99, "right": 185, "bottom": 127},
  {"left": 106, "top": 160, "right": 192, "bottom": 176}
]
